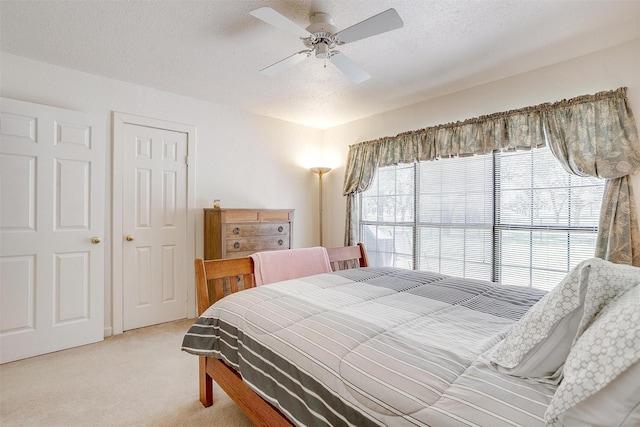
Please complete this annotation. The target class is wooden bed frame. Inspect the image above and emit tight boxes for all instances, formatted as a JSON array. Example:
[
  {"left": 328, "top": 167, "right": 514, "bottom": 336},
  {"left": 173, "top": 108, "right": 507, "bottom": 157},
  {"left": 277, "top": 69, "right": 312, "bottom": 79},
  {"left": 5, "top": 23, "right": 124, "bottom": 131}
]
[{"left": 193, "top": 243, "right": 369, "bottom": 427}]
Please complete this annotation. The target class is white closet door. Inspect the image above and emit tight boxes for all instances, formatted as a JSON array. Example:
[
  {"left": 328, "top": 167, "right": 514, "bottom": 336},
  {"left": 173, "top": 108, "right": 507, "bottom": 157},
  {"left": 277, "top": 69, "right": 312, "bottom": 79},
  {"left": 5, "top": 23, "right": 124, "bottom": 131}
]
[
  {"left": 0, "top": 98, "right": 105, "bottom": 363},
  {"left": 122, "top": 123, "right": 188, "bottom": 330}
]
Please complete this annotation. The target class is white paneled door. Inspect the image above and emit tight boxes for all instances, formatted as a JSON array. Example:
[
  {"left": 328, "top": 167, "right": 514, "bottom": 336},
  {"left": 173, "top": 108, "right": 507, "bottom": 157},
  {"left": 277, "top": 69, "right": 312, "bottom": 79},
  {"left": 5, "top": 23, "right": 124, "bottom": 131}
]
[
  {"left": 122, "top": 124, "right": 188, "bottom": 330},
  {"left": 0, "top": 98, "right": 105, "bottom": 363}
]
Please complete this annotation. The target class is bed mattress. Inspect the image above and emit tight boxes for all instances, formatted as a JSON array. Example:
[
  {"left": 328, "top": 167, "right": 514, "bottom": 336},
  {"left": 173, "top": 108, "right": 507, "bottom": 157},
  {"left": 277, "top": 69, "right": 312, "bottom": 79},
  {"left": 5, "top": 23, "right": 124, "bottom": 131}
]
[{"left": 182, "top": 267, "right": 557, "bottom": 426}]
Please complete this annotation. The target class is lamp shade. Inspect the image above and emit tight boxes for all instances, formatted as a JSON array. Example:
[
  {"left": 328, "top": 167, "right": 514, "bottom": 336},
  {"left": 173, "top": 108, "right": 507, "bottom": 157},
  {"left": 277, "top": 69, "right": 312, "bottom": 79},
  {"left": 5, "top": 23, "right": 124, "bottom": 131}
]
[{"left": 310, "top": 167, "right": 331, "bottom": 176}]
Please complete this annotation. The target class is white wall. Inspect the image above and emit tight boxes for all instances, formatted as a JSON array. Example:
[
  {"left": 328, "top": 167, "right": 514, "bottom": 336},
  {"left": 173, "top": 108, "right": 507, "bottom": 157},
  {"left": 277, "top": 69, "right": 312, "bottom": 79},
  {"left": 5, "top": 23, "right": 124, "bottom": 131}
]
[
  {"left": 322, "top": 39, "right": 640, "bottom": 248},
  {"left": 0, "top": 53, "right": 323, "bottom": 332},
  {"left": 2, "top": 38, "right": 639, "bottom": 332}
]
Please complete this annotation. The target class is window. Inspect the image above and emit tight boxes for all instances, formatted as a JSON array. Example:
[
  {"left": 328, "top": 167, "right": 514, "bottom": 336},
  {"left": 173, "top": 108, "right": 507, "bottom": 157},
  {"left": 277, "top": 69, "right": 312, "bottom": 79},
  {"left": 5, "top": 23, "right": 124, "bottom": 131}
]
[
  {"left": 359, "top": 147, "right": 604, "bottom": 290},
  {"left": 495, "top": 149, "right": 603, "bottom": 290},
  {"left": 361, "top": 163, "right": 415, "bottom": 269},
  {"left": 418, "top": 155, "right": 494, "bottom": 279}
]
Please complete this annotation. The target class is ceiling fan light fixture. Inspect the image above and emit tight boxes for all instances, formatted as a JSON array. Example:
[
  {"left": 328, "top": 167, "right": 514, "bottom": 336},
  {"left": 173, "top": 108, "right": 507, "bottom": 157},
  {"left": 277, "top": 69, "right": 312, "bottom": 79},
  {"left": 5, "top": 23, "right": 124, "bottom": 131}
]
[
  {"left": 315, "top": 42, "right": 330, "bottom": 59},
  {"left": 250, "top": 7, "right": 403, "bottom": 84}
]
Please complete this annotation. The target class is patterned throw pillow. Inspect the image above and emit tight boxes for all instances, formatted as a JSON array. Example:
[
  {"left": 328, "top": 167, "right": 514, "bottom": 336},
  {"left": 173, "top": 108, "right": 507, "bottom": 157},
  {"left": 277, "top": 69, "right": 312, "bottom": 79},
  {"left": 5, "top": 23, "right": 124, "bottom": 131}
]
[
  {"left": 490, "top": 258, "right": 639, "bottom": 384},
  {"left": 545, "top": 284, "right": 640, "bottom": 426},
  {"left": 490, "top": 259, "right": 591, "bottom": 383}
]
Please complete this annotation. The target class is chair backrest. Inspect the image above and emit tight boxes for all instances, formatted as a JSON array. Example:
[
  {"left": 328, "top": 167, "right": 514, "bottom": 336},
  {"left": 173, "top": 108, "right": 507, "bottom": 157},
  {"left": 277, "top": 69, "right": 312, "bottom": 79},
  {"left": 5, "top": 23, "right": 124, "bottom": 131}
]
[
  {"left": 194, "top": 243, "right": 369, "bottom": 314},
  {"left": 194, "top": 257, "right": 255, "bottom": 315},
  {"left": 327, "top": 242, "right": 369, "bottom": 271}
]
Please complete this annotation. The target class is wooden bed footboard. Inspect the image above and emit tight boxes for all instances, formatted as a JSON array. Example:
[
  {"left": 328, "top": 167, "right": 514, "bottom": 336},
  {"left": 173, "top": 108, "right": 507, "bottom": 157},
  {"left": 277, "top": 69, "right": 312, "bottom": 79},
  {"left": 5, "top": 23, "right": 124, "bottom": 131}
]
[{"left": 193, "top": 244, "right": 368, "bottom": 426}]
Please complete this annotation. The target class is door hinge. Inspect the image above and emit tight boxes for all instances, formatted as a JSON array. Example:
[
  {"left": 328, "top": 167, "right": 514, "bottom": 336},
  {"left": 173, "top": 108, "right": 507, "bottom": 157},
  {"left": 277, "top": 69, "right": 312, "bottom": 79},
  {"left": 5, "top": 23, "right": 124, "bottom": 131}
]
[{"left": 185, "top": 155, "right": 190, "bottom": 166}]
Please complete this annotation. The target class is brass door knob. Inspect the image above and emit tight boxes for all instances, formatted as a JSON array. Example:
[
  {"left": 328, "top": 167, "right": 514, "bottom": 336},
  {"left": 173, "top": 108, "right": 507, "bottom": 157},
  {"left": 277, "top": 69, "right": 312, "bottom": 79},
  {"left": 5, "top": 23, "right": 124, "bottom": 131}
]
[
  {"left": 125, "top": 235, "right": 135, "bottom": 242},
  {"left": 91, "top": 236, "right": 101, "bottom": 244}
]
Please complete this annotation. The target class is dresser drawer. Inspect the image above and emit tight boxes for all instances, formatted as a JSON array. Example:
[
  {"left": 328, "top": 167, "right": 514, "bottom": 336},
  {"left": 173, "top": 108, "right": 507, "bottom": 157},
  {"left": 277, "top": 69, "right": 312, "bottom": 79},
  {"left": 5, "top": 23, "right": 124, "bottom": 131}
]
[
  {"left": 226, "top": 236, "right": 290, "bottom": 254},
  {"left": 225, "top": 222, "right": 290, "bottom": 238},
  {"left": 224, "top": 209, "right": 260, "bottom": 222},
  {"left": 260, "top": 210, "right": 292, "bottom": 221},
  {"left": 223, "top": 209, "right": 293, "bottom": 223}
]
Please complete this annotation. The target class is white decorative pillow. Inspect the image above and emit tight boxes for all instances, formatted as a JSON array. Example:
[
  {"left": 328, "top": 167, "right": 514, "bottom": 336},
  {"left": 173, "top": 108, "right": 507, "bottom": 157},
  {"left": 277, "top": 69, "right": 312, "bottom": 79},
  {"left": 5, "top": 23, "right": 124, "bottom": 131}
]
[
  {"left": 560, "top": 361, "right": 640, "bottom": 427},
  {"left": 491, "top": 257, "right": 640, "bottom": 384},
  {"left": 545, "top": 284, "right": 640, "bottom": 426},
  {"left": 490, "top": 259, "right": 591, "bottom": 383}
]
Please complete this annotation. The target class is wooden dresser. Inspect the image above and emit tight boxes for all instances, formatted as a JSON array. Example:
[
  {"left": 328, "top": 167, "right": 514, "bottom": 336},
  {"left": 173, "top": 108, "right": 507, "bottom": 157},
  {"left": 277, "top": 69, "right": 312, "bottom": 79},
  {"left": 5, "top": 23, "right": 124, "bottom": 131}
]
[{"left": 203, "top": 208, "right": 294, "bottom": 259}]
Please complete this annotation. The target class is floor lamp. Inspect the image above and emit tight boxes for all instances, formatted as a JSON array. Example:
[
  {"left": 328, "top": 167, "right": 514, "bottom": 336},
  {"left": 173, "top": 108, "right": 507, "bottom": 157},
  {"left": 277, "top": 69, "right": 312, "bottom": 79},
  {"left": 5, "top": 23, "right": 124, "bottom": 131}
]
[{"left": 310, "top": 167, "right": 331, "bottom": 246}]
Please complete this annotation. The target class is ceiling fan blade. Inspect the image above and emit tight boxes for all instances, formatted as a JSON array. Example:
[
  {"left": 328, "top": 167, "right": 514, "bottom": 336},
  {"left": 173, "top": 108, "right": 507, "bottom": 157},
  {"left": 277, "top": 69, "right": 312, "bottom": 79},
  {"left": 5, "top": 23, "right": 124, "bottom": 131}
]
[
  {"left": 329, "top": 52, "right": 371, "bottom": 84},
  {"left": 259, "top": 51, "right": 310, "bottom": 76},
  {"left": 250, "top": 7, "right": 312, "bottom": 39},
  {"left": 334, "top": 8, "right": 404, "bottom": 44}
]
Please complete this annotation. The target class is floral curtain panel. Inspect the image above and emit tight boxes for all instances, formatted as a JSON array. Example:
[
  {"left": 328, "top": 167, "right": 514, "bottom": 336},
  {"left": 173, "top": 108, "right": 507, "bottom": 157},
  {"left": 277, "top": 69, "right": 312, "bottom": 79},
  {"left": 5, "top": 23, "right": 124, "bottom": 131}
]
[
  {"left": 544, "top": 90, "right": 640, "bottom": 265},
  {"left": 343, "top": 88, "right": 640, "bottom": 266}
]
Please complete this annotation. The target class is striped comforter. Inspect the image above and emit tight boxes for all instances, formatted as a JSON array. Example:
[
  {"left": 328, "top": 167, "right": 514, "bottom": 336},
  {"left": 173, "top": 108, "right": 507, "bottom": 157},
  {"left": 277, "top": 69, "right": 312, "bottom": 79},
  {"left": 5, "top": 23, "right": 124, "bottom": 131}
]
[{"left": 182, "top": 267, "right": 557, "bottom": 427}]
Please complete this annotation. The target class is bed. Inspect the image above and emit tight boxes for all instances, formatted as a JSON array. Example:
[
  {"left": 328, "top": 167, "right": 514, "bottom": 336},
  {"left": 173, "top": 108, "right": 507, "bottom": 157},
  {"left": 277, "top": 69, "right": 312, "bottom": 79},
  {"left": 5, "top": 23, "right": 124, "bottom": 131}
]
[{"left": 182, "top": 246, "right": 640, "bottom": 427}]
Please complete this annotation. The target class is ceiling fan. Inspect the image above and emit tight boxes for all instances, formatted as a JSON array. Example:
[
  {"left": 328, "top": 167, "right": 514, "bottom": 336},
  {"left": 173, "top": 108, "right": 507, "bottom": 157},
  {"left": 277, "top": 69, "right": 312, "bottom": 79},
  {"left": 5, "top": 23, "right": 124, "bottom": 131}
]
[{"left": 250, "top": 7, "right": 404, "bottom": 84}]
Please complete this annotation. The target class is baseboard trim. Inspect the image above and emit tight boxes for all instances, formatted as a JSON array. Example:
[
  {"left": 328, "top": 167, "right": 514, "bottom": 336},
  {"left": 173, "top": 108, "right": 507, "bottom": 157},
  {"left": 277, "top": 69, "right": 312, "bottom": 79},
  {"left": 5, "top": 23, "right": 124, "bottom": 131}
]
[{"left": 104, "top": 327, "right": 113, "bottom": 338}]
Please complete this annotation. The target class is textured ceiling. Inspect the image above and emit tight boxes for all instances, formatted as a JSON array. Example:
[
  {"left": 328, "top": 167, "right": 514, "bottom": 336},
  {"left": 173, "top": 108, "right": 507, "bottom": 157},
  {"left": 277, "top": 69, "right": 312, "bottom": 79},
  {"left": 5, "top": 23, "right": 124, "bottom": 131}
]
[{"left": 1, "top": 0, "right": 639, "bottom": 129}]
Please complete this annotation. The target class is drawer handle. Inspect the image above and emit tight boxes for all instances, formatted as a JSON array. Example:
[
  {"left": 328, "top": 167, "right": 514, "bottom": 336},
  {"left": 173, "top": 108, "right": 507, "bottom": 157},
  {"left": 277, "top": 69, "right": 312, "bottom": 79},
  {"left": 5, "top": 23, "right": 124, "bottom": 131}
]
[
  {"left": 233, "top": 227, "right": 240, "bottom": 234},
  {"left": 278, "top": 239, "right": 283, "bottom": 246},
  {"left": 233, "top": 242, "right": 240, "bottom": 249},
  {"left": 278, "top": 226, "right": 284, "bottom": 232}
]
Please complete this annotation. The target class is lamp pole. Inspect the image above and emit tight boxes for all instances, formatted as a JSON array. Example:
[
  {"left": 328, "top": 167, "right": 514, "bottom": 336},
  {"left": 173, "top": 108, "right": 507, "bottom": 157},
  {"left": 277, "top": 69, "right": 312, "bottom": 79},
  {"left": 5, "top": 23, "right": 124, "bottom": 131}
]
[{"left": 310, "top": 167, "right": 331, "bottom": 246}]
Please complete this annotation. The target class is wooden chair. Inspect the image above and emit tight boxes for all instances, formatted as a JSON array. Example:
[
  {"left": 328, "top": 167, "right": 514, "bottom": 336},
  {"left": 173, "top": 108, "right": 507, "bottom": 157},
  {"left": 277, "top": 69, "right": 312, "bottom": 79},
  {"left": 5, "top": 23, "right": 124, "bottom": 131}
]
[{"left": 193, "top": 243, "right": 368, "bottom": 425}]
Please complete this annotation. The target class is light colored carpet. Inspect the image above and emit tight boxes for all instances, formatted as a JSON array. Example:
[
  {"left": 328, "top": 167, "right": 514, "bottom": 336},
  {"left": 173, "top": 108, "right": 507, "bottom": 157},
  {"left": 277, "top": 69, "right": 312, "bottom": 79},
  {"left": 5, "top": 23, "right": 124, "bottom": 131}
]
[{"left": 0, "top": 319, "right": 254, "bottom": 426}]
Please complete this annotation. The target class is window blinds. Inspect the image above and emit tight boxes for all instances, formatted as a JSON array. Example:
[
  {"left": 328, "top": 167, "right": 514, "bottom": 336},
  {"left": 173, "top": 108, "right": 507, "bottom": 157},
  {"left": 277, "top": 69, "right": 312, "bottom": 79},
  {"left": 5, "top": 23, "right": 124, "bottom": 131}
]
[{"left": 360, "top": 147, "right": 604, "bottom": 290}]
